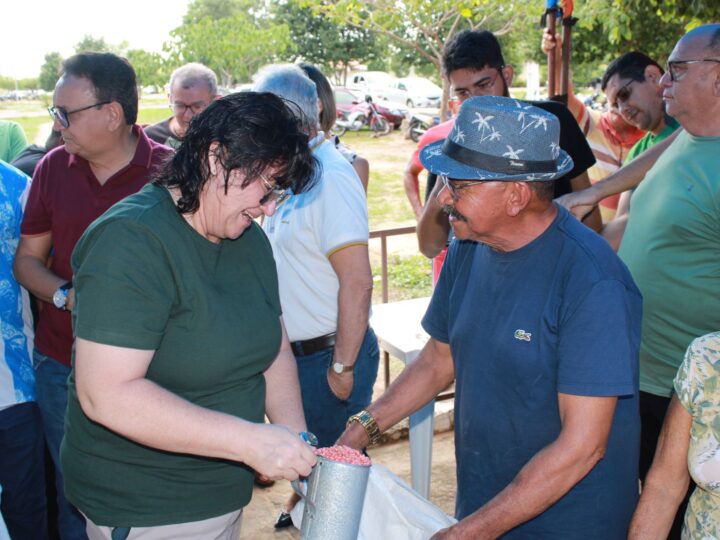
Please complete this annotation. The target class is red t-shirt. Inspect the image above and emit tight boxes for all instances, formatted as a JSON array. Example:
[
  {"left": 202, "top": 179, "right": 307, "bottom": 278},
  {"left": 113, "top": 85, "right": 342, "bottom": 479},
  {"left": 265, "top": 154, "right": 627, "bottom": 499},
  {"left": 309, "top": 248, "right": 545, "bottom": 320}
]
[
  {"left": 411, "top": 118, "right": 455, "bottom": 169},
  {"left": 21, "top": 126, "right": 172, "bottom": 365}
]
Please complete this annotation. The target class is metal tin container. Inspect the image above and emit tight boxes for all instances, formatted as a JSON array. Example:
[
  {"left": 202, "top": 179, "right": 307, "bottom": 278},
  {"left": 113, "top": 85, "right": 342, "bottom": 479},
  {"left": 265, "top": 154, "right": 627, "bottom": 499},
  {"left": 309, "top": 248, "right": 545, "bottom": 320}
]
[{"left": 294, "top": 455, "right": 370, "bottom": 540}]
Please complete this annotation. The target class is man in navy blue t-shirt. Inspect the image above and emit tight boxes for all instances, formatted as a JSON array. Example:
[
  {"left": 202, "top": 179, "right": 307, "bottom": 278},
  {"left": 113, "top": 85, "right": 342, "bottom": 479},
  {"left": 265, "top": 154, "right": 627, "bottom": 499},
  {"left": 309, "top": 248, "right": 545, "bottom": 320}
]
[{"left": 339, "top": 96, "right": 641, "bottom": 539}]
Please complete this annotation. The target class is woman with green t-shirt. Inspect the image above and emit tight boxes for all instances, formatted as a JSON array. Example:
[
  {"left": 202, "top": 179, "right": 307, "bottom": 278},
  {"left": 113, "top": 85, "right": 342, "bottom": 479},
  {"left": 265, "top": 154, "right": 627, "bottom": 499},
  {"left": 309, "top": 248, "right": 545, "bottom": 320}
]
[{"left": 60, "top": 92, "right": 319, "bottom": 539}]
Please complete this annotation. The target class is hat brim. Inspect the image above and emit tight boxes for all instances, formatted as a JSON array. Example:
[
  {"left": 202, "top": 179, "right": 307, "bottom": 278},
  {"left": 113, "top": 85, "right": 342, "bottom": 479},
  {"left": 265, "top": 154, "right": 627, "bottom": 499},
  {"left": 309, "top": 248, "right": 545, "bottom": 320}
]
[{"left": 419, "top": 139, "right": 574, "bottom": 182}]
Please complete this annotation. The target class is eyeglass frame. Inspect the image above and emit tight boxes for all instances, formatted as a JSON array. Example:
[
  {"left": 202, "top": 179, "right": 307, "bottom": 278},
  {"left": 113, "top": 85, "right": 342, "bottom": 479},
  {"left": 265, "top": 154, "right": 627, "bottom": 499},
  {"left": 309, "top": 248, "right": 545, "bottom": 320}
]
[
  {"left": 258, "top": 173, "right": 289, "bottom": 207},
  {"left": 610, "top": 78, "right": 636, "bottom": 108},
  {"left": 666, "top": 58, "right": 720, "bottom": 82},
  {"left": 47, "top": 101, "right": 112, "bottom": 129},
  {"left": 170, "top": 101, "right": 211, "bottom": 116},
  {"left": 437, "top": 175, "right": 488, "bottom": 201},
  {"left": 452, "top": 66, "right": 505, "bottom": 101}
]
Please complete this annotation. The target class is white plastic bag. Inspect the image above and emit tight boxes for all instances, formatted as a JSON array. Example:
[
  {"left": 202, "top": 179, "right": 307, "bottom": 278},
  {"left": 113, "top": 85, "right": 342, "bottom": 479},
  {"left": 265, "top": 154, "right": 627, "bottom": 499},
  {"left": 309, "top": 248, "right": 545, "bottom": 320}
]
[{"left": 291, "top": 463, "right": 456, "bottom": 539}]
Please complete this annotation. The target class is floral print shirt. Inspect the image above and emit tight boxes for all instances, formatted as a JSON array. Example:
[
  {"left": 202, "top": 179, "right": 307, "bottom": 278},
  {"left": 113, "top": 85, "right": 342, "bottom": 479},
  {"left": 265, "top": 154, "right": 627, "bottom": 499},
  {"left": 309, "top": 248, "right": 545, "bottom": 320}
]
[{"left": 674, "top": 332, "right": 720, "bottom": 539}]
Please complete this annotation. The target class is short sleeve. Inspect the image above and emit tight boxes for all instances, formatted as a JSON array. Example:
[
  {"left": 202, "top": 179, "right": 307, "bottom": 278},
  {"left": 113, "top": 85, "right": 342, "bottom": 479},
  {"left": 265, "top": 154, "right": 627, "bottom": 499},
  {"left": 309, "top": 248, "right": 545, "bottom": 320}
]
[
  {"left": 72, "top": 219, "right": 175, "bottom": 350},
  {"left": 20, "top": 156, "right": 52, "bottom": 235},
  {"left": 557, "top": 279, "right": 638, "bottom": 397},
  {"left": 421, "top": 241, "right": 458, "bottom": 344},
  {"left": 316, "top": 165, "right": 368, "bottom": 256},
  {"left": 674, "top": 333, "right": 720, "bottom": 417},
  {"left": 8, "top": 123, "right": 28, "bottom": 162}
]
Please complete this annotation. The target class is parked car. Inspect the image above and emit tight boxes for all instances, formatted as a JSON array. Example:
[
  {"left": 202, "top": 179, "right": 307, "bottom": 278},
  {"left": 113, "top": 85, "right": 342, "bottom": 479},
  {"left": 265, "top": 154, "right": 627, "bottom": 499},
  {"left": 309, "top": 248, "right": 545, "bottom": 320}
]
[
  {"left": 334, "top": 87, "right": 407, "bottom": 129},
  {"left": 383, "top": 77, "right": 442, "bottom": 108},
  {"left": 348, "top": 71, "right": 397, "bottom": 101}
]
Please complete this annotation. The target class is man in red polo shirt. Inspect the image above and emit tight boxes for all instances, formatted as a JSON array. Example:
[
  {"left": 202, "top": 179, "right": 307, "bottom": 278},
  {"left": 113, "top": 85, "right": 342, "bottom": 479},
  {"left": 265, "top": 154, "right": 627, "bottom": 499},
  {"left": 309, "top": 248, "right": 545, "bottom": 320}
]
[{"left": 13, "top": 52, "right": 171, "bottom": 540}]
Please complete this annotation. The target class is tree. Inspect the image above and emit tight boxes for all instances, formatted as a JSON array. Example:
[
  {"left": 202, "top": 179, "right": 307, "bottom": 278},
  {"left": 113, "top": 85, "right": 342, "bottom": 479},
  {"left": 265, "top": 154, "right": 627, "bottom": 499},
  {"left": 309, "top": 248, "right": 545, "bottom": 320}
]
[
  {"left": 126, "top": 49, "right": 168, "bottom": 92},
  {"left": 306, "top": 0, "right": 538, "bottom": 118},
  {"left": 74, "top": 35, "right": 128, "bottom": 55},
  {"left": 39, "top": 52, "right": 64, "bottom": 91},
  {"left": 274, "top": 0, "right": 384, "bottom": 85},
  {"left": 167, "top": 12, "right": 292, "bottom": 86},
  {"left": 183, "top": 0, "right": 248, "bottom": 23}
]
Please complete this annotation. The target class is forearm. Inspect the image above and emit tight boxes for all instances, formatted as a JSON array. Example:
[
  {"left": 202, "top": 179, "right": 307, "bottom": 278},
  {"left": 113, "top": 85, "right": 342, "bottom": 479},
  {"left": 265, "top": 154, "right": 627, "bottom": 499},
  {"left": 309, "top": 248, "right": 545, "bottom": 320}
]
[
  {"left": 628, "top": 472, "right": 690, "bottom": 539},
  {"left": 334, "top": 271, "right": 372, "bottom": 366},
  {"left": 338, "top": 339, "right": 454, "bottom": 448},
  {"left": 600, "top": 214, "right": 628, "bottom": 252},
  {"left": 79, "top": 373, "right": 256, "bottom": 463},
  {"left": 403, "top": 169, "right": 424, "bottom": 219},
  {"left": 417, "top": 189, "right": 450, "bottom": 258},
  {"left": 455, "top": 436, "right": 607, "bottom": 538},
  {"left": 13, "top": 252, "right": 66, "bottom": 303},
  {"left": 265, "top": 325, "right": 307, "bottom": 433}
]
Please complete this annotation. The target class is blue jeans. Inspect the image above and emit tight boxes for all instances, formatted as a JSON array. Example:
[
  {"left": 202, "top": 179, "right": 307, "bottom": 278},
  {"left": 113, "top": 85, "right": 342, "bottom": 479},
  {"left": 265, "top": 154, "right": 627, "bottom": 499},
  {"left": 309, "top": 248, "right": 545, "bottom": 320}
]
[
  {"left": 32, "top": 349, "right": 87, "bottom": 540},
  {"left": 296, "top": 328, "right": 380, "bottom": 447},
  {"left": 0, "top": 402, "right": 48, "bottom": 540}
]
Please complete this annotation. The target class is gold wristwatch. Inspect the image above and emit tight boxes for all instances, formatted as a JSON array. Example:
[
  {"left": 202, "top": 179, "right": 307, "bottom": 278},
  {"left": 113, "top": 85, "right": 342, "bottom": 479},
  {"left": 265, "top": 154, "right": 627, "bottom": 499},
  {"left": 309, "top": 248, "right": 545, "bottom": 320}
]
[{"left": 347, "top": 409, "right": 381, "bottom": 445}]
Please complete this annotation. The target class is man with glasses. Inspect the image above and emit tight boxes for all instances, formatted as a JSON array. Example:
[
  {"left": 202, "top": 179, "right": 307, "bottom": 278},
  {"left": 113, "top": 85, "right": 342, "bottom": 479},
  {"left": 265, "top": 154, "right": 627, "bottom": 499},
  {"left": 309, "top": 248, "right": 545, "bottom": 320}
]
[
  {"left": 416, "top": 30, "right": 599, "bottom": 264},
  {"left": 609, "top": 24, "right": 720, "bottom": 539},
  {"left": 144, "top": 63, "right": 219, "bottom": 149},
  {"left": 13, "top": 52, "right": 171, "bottom": 540},
  {"left": 603, "top": 52, "right": 679, "bottom": 165},
  {"left": 254, "top": 64, "right": 378, "bottom": 530},
  {"left": 339, "top": 96, "right": 642, "bottom": 539}
]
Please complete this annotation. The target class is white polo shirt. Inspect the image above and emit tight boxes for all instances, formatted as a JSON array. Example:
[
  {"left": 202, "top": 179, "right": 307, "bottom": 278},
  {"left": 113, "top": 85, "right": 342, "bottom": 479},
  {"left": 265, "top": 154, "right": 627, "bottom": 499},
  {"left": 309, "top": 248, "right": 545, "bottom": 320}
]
[{"left": 263, "top": 139, "right": 368, "bottom": 341}]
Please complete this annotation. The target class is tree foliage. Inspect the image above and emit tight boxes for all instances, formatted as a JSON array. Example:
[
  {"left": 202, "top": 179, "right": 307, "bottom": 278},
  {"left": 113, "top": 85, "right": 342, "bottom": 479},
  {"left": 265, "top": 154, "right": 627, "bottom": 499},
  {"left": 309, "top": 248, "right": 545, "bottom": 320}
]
[
  {"left": 274, "top": 0, "right": 383, "bottom": 85},
  {"left": 126, "top": 49, "right": 168, "bottom": 92},
  {"left": 74, "top": 35, "right": 128, "bottom": 55},
  {"left": 167, "top": 11, "right": 292, "bottom": 86},
  {"left": 38, "top": 52, "right": 64, "bottom": 91}
]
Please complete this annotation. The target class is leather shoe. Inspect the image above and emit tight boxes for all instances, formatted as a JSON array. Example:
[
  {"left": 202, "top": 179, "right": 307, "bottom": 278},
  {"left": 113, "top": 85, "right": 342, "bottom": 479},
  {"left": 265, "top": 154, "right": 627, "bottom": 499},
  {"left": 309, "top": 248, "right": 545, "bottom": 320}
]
[{"left": 274, "top": 511, "right": 293, "bottom": 529}]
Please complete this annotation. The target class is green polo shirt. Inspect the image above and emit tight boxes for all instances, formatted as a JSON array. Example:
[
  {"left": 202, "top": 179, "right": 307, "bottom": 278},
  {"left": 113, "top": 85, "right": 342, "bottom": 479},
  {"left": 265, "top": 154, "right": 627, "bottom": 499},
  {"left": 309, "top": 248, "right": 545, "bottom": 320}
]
[
  {"left": 624, "top": 116, "right": 680, "bottom": 163},
  {"left": 61, "top": 183, "right": 282, "bottom": 526},
  {"left": 618, "top": 130, "right": 720, "bottom": 396}
]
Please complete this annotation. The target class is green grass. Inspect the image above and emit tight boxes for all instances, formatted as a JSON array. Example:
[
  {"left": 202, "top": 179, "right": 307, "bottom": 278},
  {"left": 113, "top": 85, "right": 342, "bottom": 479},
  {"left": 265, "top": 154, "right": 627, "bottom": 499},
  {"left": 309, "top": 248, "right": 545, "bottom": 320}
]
[
  {"left": 7, "top": 115, "right": 48, "bottom": 146},
  {"left": 371, "top": 254, "right": 432, "bottom": 303},
  {"left": 137, "top": 107, "right": 170, "bottom": 126}
]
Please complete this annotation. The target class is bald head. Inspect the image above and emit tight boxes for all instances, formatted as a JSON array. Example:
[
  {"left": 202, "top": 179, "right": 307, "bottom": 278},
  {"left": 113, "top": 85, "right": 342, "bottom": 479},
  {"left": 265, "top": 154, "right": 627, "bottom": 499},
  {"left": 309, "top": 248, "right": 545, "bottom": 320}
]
[{"left": 680, "top": 23, "right": 720, "bottom": 53}]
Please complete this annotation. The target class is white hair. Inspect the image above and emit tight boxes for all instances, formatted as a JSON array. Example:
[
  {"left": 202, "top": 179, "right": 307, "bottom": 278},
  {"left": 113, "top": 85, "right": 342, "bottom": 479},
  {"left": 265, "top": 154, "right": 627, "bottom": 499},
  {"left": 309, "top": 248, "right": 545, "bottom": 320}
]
[{"left": 253, "top": 64, "right": 319, "bottom": 133}]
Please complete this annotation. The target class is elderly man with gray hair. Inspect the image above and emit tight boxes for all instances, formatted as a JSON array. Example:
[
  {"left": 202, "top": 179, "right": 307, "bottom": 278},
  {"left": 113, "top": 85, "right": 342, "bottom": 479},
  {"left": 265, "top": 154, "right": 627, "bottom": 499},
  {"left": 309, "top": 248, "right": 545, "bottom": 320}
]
[
  {"left": 254, "top": 64, "right": 379, "bottom": 529},
  {"left": 144, "top": 62, "right": 219, "bottom": 148}
]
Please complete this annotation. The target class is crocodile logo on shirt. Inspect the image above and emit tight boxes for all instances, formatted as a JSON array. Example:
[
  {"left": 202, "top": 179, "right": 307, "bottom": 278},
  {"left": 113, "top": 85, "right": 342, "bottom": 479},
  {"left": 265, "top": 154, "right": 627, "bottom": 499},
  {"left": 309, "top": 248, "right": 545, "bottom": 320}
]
[{"left": 514, "top": 329, "right": 532, "bottom": 342}]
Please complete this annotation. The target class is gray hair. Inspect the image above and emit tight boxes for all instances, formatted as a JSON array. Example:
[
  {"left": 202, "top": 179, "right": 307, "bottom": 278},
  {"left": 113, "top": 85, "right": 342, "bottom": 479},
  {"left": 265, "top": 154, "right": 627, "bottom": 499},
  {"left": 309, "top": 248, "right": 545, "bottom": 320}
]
[
  {"left": 169, "top": 63, "right": 218, "bottom": 96},
  {"left": 253, "top": 64, "right": 319, "bottom": 133}
]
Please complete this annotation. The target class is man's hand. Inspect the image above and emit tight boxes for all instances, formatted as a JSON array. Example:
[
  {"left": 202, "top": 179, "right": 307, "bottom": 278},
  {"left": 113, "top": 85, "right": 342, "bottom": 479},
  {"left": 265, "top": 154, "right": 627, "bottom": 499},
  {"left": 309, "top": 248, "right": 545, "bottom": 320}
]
[
  {"left": 66, "top": 287, "right": 76, "bottom": 312},
  {"left": 327, "top": 367, "right": 354, "bottom": 400},
  {"left": 430, "top": 525, "right": 468, "bottom": 540},
  {"left": 555, "top": 187, "right": 600, "bottom": 221},
  {"left": 541, "top": 27, "right": 562, "bottom": 55}
]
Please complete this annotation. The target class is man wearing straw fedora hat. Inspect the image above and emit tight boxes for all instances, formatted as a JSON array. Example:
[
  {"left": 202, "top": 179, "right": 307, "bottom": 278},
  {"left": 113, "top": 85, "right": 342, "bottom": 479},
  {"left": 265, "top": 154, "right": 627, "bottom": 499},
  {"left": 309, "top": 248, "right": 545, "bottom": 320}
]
[{"left": 340, "top": 96, "right": 642, "bottom": 539}]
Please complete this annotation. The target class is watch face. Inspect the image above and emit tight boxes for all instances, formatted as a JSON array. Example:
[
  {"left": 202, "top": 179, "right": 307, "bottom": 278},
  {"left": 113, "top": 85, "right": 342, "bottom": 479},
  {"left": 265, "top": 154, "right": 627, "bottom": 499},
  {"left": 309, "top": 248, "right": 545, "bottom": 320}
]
[
  {"left": 332, "top": 362, "right": 343, "bottom": 374},
  {"left": 53, "top": 288, "right": 67, "bottom": 309}
]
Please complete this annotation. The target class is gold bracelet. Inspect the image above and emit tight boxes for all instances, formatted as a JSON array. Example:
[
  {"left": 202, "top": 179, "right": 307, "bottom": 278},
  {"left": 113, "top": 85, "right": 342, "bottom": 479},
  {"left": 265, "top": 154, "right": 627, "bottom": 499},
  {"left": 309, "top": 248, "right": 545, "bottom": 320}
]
[{"left": 347, "top": 409, "right": 381, "bottom": 445}]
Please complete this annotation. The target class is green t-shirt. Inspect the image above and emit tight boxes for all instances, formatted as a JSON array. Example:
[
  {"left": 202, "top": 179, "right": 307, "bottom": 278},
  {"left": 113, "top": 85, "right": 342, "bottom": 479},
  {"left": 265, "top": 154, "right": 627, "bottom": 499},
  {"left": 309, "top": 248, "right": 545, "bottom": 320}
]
[
  {"left": 0, "top": 120, "right": 28, "bottom": 163},
  {"left": 61, "top": 183, "right": 282, "bottom": 526},
  {"left": 618, "top": 130, "right": 720, "bottom": 397},
  {"left": 624, "top": 116, "right": 680, "bottom": 163}
]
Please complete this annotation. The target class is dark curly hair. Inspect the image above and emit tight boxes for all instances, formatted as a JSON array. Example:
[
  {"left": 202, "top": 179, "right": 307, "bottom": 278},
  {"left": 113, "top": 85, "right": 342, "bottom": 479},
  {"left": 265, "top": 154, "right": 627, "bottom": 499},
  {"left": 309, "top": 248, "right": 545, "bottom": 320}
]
[
  {"left": 62, "top": 52, "right": 138, "bottom": 125},
  {"left": 154, "top": 92, "right": 318, "bottom": 214}
]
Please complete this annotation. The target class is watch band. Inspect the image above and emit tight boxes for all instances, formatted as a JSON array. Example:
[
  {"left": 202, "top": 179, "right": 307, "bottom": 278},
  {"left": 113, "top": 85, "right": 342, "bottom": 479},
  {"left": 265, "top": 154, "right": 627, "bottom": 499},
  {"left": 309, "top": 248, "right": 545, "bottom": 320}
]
[{"left": 346, "top": 409, "right": 381, "bottom": 445}]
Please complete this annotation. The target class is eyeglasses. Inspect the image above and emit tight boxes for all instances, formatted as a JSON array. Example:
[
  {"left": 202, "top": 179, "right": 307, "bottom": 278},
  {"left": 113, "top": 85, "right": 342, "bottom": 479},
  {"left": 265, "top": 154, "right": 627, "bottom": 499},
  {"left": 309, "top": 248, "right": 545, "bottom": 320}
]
[
  {"left": 170, "top": 101, "right": 210, "bottom": 115},
  {"left": 47, "top": 101, "right": 111, "bottom": 129},
  {"left": 666, "top": 58, "right": 720, "bottom": 82},
  {"left": 453, "top": 67, "right": 504, "bottom": 100},
  {"left": 438, "top": 175, "right": 487, "bottom": 201},
  {"left": 258, "top": 174, "right": 289, "bottom": 207},
  {"left": 612, "top": 79, "right": 636, "bottom": 106}
]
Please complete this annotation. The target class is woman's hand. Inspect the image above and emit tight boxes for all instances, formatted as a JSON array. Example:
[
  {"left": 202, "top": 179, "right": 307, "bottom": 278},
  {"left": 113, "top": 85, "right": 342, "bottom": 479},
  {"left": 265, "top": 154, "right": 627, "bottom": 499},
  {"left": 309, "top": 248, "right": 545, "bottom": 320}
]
[{"left": 244, "top": 424, "right": 317, "bottom": 481}]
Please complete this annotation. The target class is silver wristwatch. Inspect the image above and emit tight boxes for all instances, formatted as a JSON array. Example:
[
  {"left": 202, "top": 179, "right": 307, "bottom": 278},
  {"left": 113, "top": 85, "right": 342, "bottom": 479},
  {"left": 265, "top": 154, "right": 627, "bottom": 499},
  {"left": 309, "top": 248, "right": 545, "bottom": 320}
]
[
  {"left": 332, "top": 361, "right": 354, "bottom": 374},
  {"left": 52, "top": 282, "right": 72, "bottom": 310}
]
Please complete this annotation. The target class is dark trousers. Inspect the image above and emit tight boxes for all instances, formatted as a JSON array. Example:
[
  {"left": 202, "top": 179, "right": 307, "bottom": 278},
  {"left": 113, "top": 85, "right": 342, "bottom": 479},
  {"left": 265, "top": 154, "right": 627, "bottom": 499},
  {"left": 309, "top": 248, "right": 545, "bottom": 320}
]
[
  {"left": 0, "top": 402, "right": 48, "bottom": 540},
  {"left": 639, "top": 391, "right": 693, "bottom": 539}
]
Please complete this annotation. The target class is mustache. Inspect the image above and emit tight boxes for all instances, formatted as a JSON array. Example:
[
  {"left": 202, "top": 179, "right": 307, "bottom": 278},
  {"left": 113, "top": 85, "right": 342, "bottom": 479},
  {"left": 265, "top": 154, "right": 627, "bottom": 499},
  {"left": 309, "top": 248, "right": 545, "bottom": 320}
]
[{"left": 442, "top": 205, "right": 467, "bottom": 222}]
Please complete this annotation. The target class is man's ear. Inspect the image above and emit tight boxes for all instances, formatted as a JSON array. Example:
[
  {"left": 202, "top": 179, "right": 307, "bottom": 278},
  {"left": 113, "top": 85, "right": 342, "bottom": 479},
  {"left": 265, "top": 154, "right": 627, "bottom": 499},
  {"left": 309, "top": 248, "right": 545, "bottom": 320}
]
[
  {"left": 644, "top": 64, "right": 663, "bottom": 85},
  {"left": 502, "top": 65, "right": 515, "bottom": 88},
  {"left": 505, "top": 182, "right": 532, "bottom": 217},
  {"left": 106, "top": 102, "right": 125, "bottom": 131}
]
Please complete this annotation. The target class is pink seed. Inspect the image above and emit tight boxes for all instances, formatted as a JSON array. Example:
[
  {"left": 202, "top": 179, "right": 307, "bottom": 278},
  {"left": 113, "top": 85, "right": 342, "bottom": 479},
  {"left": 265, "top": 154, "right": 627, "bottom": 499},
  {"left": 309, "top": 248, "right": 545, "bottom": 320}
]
[{"left": 315, "top": 445, "right": 371, "bottom": 466}]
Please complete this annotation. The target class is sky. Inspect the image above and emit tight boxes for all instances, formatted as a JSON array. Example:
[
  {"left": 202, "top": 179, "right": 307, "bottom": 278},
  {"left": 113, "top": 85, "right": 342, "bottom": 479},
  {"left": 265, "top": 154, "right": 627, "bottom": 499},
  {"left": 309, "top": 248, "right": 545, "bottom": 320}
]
[{"left": 1, "top": 0, "right": 191, "bottom": 79}]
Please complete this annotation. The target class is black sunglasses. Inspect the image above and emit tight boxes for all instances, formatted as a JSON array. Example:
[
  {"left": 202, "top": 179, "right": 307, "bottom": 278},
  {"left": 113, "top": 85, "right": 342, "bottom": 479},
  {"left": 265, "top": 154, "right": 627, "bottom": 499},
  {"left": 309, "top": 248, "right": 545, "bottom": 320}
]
[{"left": 48, "top": 101, "right": 111, "bottom": 128}]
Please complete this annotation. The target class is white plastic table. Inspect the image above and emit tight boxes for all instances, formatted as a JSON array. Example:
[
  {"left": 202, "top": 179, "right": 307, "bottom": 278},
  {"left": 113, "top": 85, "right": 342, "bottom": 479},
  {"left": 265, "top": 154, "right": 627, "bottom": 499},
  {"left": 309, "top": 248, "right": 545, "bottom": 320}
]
[{"left": 370, "top": 296, "right": 435, "bottom": 498}]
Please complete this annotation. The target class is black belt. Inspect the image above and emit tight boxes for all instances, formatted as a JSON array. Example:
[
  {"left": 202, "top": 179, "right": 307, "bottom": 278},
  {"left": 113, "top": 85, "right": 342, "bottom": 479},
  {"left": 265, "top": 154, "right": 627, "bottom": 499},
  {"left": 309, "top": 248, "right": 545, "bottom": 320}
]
[{"left": 291, "top": 333, "right": 337, "bottom": 356}]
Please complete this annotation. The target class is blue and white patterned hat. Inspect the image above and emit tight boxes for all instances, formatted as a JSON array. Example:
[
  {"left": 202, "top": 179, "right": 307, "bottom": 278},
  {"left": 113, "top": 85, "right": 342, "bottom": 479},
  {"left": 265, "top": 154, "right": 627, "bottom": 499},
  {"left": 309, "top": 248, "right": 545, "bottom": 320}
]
[{"left": 420, "top": 96, "right": 573, "bottom": 181}]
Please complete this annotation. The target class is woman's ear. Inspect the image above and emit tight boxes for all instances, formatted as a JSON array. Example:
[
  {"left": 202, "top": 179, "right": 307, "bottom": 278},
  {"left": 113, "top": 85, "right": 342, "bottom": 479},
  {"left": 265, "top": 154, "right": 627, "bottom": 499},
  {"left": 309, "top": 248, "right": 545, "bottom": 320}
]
[{"left": 208, "top": 142, "right": 220, "bottom": 177}]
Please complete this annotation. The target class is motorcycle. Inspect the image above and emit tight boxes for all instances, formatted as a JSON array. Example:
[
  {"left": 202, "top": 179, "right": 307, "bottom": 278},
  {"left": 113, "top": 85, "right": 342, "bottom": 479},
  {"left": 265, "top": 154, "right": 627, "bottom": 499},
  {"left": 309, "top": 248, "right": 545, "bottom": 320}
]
[
  {"left": 407, "top": 111, "right": 440, "bottom": 142},
  {"left": 333, "top": 95, "right": 392, "bottom": 137}
]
